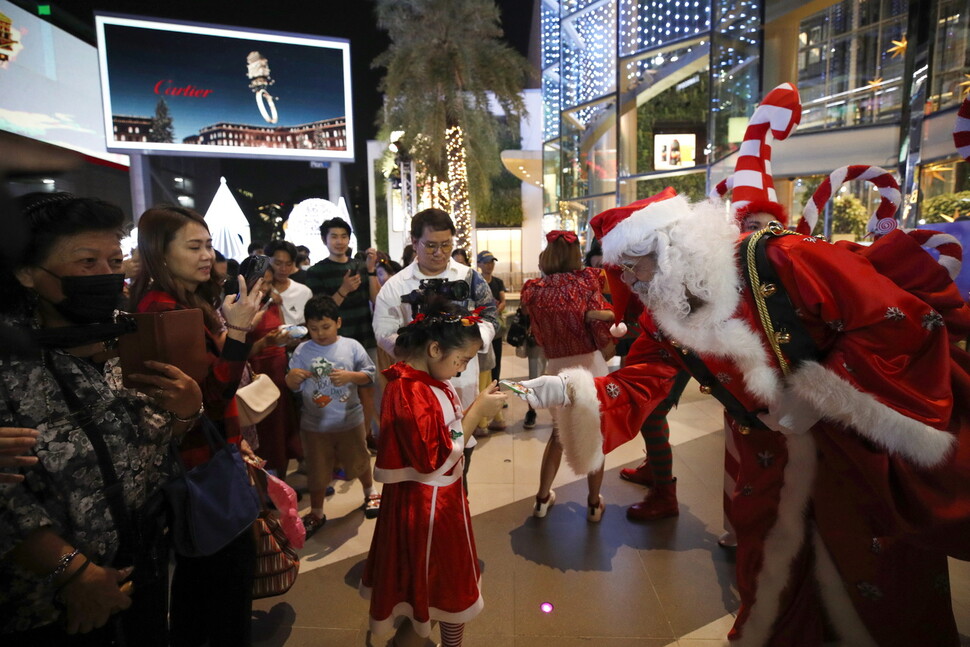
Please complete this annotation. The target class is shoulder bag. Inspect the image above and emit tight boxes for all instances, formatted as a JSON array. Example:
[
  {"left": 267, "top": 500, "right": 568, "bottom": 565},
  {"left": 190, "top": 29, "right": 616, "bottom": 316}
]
[
  {"left": 164, "top": 416, "right": 260, "bottom": 557},
  {"left": 236, "top": 366, "right": 281, "bottom": 427}
]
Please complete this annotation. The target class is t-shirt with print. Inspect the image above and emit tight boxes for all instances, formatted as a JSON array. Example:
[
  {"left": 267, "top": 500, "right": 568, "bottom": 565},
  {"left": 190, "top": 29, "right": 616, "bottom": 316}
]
[
  {"left": 289, "top": 336, "right": 375, "bottom": 434},
  {"left": 276, "top": 280, "right": 313, "bottom": 325}
]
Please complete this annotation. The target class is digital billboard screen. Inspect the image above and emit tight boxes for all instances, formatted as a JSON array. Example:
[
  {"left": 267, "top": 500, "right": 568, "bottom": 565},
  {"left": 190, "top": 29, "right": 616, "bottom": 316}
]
[
  {"left": 0, "top": 1, "right": 128, "bottom": 166},
  {"left": 95, "top": 14, "right": 354, "bottom": 161}
]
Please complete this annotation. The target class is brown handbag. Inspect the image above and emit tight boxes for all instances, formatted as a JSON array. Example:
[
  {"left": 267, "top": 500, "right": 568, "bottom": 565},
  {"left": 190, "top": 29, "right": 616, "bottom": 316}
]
[{"left": 249, "top": 465, "right": 300, "bottom": 599}]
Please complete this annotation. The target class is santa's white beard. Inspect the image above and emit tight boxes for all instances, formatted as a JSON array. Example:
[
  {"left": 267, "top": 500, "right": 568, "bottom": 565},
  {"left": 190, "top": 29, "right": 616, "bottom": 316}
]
[
  {"left": 621, "top": 199, "right": 783, "bottom": 405},
  {"left": 635, "top": 204, "right": 742, "bottom": 336}
]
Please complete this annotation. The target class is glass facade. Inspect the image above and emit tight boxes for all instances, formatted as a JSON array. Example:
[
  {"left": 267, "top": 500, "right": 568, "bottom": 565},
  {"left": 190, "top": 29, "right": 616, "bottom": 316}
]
[
  {"left": 541, "top": 0, "right": 970, "bottom": 239},
  {"left": 796, "top": 0, "right": 907, "bottom": 131},
  {"left": 929, "top": 0, "right": 970, "bottom": 111}
]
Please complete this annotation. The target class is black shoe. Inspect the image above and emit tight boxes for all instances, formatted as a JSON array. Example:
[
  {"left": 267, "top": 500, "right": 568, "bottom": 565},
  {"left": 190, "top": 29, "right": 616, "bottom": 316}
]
[{"left": 524, "top": 408, "right": 537, "bottom": 429}]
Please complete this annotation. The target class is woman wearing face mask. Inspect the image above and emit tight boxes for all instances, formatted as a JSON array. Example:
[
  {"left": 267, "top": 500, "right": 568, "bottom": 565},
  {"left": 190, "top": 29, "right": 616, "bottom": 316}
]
[
  {"left": 128, "top": 205, "right": 264, "bottom": 647},
  {"left": 0, "top": 193, "right": 203, "bottom": 646}
]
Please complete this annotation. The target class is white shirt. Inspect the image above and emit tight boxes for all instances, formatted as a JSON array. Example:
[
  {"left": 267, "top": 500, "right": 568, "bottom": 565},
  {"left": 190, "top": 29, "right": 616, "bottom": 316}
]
[
  {"left": 372, "top": 258, "right": 496, "bottom": 412},
  {"left": 275, "top": 280, "right": 313, "bottom": 325}
]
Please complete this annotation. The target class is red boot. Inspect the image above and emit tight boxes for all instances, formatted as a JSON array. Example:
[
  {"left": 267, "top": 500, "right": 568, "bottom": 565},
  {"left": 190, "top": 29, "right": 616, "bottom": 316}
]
[
  {"left": 619, "top": 459, "right": 655, "bottom": 487},
  {"left": 626, "top": 479, "right": 678, "bottom": 521}
]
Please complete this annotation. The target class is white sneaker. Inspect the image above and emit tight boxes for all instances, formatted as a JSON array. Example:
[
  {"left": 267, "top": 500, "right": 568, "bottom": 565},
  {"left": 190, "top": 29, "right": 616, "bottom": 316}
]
[{"left": 533, "top": 490, "right": 556, "bottom": 518}]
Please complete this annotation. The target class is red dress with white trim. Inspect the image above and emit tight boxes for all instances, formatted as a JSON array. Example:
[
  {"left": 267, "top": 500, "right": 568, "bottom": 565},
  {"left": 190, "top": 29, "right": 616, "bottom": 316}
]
[{"left": 360, "top": 363, "right": 483, "bottom": 638}]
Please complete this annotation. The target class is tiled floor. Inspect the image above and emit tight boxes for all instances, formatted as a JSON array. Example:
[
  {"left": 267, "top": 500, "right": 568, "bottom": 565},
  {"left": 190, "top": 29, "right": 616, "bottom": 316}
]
[{"left": 254, "top": 346, "right": 970, "bottom": 646}]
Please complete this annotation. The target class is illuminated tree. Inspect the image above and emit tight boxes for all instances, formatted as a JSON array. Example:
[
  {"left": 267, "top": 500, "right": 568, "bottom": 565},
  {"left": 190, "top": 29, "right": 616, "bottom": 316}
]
[
  {"left": 374, "top": 0, "right": 529, "bottom": 250},
  {"left": 148, "top": 99, "right": 174, "bottom": 143}
]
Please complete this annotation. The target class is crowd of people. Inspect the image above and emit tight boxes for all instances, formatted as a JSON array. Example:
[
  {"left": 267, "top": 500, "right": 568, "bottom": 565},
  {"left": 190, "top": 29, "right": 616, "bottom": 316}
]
[
  {"left": 0, "top": 192, "right": 532, "bottom": 646},
  {"left": 2, "top": 86, "right": 969, "bottom": 647}
]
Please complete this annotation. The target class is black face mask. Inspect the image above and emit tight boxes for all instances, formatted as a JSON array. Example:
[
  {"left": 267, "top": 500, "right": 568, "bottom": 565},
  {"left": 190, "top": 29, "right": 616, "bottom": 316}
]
[{"left": 39, "top": 267, "right": 125, "bottom": 325}]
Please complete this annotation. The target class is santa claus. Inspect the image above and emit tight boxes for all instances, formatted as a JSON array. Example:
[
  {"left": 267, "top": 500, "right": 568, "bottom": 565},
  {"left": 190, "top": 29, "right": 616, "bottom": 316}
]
[{"left": 517, "top": 94, "right": 970, "bottom": 645}]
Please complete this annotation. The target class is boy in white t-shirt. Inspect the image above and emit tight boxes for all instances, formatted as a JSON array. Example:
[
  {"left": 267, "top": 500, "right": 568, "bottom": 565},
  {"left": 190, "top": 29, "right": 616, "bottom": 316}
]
[
  {"left": 266, "top": 239, "right": 313, "bottom": 325},
  {"left": 285, "top": 295, "right": 380, "bottom": 538}
]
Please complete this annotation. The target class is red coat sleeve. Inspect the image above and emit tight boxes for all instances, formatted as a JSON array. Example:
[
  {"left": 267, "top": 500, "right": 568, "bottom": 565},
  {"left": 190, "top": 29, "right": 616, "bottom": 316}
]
[
  {"left": 559, "top": 312, "right": 682, "bottom": 462},
  {"left": 593, "top": 318, "right": 682, "bottom": 453},
  {"left": 379, "top": 379, "right": 454, "bottom": 474}
]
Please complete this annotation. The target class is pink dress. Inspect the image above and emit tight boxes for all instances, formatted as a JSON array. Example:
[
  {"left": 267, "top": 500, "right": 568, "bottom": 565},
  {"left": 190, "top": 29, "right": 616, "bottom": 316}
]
[{"left": 359, "top": 363, "right": 483, "bottom": 638}]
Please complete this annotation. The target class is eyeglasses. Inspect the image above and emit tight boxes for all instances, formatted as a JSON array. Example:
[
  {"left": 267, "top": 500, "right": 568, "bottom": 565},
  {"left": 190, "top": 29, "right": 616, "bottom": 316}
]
[
  {"left": 420, "top": 240, "right": 454, "bottom": 254},
  {"left": 617, "top": 260, "right": 639, "bottom": 279}
]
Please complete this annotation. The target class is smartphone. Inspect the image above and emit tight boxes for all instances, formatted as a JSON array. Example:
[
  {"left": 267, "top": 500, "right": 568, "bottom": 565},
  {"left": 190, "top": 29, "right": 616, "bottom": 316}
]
[
  {"left": 238, "top": 255, "right": 271, "bottom": 292},
  {"left": 499, "top": 380, "right": 530, "bottom": 396}
]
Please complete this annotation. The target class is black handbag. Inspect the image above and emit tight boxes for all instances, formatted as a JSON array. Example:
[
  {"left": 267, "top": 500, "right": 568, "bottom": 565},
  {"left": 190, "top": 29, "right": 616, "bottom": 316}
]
[
  {"left": 506, "top": 308, "right": 530, "bottom": 347},
  {"left": 164, "top": 417, "right": 260, "bottom": 557}
]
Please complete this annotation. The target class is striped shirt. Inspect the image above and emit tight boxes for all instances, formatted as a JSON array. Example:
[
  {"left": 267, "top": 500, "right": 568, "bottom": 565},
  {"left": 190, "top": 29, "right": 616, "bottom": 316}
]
[{"left": 305, "top": 258, "right": 377, "bottom": 350}]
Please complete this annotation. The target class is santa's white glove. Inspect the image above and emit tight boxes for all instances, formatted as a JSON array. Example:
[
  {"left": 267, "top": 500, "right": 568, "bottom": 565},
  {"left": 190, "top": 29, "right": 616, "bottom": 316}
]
[
  {"left": 757, "top": 394, "right": 820, "bottom": 435},
  {"left": 517, "top": 375, "right": 571, "bottom": 409}
]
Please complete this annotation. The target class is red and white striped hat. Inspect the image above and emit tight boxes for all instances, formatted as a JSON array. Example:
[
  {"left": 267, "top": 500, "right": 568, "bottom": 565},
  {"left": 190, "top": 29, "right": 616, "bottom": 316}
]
[{"left": 730, "top": 83, "right": 802, "bottom": 225}]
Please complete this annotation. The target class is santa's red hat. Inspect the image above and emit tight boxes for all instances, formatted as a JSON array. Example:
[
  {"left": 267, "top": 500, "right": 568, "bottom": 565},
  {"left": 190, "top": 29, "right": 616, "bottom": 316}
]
[
  {"left": 589, "top": 186, "right": 679, "bottom": 336},
  {"left": 730, "top": 83, "right": 802, "bottom": 226}
]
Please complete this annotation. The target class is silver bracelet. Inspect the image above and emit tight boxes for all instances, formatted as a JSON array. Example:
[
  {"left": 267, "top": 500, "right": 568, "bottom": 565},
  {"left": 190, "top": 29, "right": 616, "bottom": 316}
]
[
  {"left": 173, "top": 403, "right": 205, "bottom": 424},
  {"left": 45, "top": 548, "right": 80, "bottom": 585}
]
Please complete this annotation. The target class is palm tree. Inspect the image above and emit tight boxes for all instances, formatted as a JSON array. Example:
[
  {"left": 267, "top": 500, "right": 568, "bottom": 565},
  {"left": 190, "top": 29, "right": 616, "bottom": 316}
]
[{"left": 374, "top": 0, "right": 529, "bottom": 250}]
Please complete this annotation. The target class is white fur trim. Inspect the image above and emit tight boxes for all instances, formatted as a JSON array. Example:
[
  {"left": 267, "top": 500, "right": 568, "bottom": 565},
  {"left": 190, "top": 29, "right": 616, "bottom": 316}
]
[
  {"left": 610, "top": 322, "right": 628, "bottom": 338},
  {"left": 788, "top": 361, "right": 956, "bottom": 468},
  {"left": 601, "top": 194, "right": 690, "bottom": 265},
  {"left": 813, "top": 531, "right": 878, "bottom": 646},
  {"left": 656, "top": 314, "right": 783, "bottom": 406},
  {"left": 557, "top": 367, "right": 606, "bottom": 475},
  {"left": 733, "top": 433, "right": 817, "bottom": 647}
]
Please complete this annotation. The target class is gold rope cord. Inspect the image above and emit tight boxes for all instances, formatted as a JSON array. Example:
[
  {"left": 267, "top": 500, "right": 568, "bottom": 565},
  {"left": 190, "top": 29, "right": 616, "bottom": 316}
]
[{"left": 744, "top": 225, "right": 797, "bottom": 376}]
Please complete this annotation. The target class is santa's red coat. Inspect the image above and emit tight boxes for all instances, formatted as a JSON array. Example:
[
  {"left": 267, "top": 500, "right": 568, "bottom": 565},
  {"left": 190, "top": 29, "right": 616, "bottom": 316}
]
[{"left": 558, "top": 232, "right": 970, "bottom": 646}]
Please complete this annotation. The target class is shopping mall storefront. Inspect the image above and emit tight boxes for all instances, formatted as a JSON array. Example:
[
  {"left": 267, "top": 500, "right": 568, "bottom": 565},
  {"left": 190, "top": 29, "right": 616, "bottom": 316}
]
[{"left": 540, "top": 0, "right": 970, "bottom": 241}]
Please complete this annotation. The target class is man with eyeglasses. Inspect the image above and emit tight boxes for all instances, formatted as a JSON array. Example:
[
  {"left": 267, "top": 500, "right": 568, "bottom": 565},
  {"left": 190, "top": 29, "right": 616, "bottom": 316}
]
[{"left": 373, "top": 208, "right": 499, "bottom": 467}]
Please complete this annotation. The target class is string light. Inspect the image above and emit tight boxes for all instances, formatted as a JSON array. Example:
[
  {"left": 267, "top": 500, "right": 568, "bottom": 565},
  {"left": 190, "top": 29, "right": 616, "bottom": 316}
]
[{"left": 446, "top": 125, "right": 473, "bottom": 253}]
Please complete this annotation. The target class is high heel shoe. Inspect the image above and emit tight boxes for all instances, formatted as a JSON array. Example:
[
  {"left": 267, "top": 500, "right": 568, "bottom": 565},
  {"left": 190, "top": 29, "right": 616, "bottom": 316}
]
[{"left": 587, "top": 495, "right": 605, "bottom": 523}]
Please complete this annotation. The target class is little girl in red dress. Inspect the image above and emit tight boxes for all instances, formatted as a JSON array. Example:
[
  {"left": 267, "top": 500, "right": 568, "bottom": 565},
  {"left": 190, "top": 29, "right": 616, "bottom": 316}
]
[{"left": 360, "top": 301, "right": 506, "bottom": 647}]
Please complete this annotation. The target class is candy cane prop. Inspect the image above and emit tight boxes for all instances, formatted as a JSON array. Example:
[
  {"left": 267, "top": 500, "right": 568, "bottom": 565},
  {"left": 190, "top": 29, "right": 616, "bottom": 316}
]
[
  {"left": 797, "top": 165, "right": 901, "bottom": 237},
  {"left": 952, "top": 96, "right": 970, "bottom": 162},
  {"left": 731, "top": 82, "right": 802, "bottom": 224},
  {"left": 905, "top": 229, "right": 963, "bottom": 280}
]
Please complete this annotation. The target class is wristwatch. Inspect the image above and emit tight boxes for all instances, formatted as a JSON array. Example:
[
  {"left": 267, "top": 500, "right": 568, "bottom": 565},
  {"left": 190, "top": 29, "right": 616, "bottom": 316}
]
[{"left": 367, "top": 271, "right": 377, "bottom": 276}]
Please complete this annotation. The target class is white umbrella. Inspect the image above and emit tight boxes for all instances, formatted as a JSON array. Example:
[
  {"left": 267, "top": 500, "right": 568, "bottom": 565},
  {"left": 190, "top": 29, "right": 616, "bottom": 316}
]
[{"left": 205, "top": 177, "right": 250, "bottom": 262}]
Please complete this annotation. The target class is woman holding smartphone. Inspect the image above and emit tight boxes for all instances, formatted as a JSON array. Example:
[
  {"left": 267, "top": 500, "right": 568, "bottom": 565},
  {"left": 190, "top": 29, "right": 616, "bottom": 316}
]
[
  {"left": 129, "top": 205, "right": 264, "bottom": 647},
  {"left": 244, "top": 258, "right": 302, "bottom": 480}
]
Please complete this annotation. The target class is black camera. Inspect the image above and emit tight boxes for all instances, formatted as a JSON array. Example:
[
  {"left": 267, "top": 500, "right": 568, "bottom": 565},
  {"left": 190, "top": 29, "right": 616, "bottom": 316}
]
[{"left": 401, "top": 278, "right": 471, "bottom": 316}]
